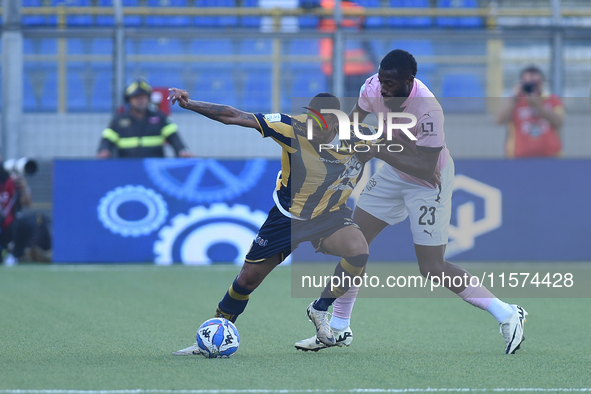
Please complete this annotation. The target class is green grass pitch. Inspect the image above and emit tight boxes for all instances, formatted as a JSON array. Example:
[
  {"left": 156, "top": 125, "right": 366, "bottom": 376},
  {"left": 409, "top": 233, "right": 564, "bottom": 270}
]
[{"left": 1, "top": 264, "right": 590, "bottom": 393}]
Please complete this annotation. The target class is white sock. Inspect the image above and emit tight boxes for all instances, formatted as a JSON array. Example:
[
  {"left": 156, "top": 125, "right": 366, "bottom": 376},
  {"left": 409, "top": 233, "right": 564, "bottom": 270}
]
[
  {"left": 487, "top": 299, "right": 515, "bottom": 323},
  {"left": 330, "top": 315, "right": 350, "bottom": 331}
]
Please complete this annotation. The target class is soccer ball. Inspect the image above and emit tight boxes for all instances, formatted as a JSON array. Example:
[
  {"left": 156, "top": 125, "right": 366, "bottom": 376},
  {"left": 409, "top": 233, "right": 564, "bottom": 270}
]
[{"left": 196, "top": 318, "right": 240, "bottom": 358}]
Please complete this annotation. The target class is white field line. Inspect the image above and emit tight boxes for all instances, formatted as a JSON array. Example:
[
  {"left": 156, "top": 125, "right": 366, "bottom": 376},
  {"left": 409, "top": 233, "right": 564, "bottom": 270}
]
[{"left": 0, "top": 389, "right": 590, "bottom": 394}]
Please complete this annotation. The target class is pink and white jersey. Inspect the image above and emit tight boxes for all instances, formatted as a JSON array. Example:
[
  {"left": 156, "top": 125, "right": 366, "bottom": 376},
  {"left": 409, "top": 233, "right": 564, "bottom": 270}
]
[{"left": 358, "top": 75, "right": 450, "bottom": 188}]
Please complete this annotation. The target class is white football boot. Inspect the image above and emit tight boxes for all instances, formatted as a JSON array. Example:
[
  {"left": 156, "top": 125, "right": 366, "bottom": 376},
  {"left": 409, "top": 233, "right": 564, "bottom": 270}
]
[
  {"left": 172, "top": 343, "right": 205, "bottom": 356},
  {"left": 306, "top": 302, "right": 336, "bottom": 346},
  {"left": 295, "top": 326, "right": 353, "bottom": 352},
  {"left": 500, "top": 305, "right": 528, "bottom": 354}
]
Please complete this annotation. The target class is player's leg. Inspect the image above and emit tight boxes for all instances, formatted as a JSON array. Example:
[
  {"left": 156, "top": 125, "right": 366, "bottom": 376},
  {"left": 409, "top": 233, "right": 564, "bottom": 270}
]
[
  {"left": 174, "top": 206, "right": 291, "bottom": 356},
  {"left": 408, "top": 160, "right": 527, "bottom": 354},
  {"left": 305, "top": 224, "right": 369, "bottom": 346}
]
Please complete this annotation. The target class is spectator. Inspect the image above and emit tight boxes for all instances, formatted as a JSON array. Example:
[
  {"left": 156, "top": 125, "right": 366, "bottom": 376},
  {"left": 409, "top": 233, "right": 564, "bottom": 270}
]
[
  {"left": 0, "top": 159, "right": 37, "bottom": 265},
  {"left": 495, "top": 65, "right": 564, "bottom": 158},
  {"left": 97, "top": 79, "right": 193, "bottom": 158}
]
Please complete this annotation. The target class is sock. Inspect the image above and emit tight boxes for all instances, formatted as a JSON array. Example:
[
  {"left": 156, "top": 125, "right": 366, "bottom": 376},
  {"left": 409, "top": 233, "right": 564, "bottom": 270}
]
[
  {"left": 457, "top": 283, "right": 514, "bottom": 323},
  {"left": 330, "top": 315, "right": 350, "bottom": 331},
  {"left": 318, "top": 255, "right": 368, "bottom": 309},
  {"left": 215, "top": 278, "right": 252, "bottom": 323},
  {"left": 487, "top": 298, "right": 516, "bottom": 323}
]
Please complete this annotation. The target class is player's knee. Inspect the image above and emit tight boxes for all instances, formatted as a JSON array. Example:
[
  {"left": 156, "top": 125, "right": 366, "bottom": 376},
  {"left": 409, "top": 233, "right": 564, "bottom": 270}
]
[{"left": 342, "top": 238, "right": 369, "bottom": 257}]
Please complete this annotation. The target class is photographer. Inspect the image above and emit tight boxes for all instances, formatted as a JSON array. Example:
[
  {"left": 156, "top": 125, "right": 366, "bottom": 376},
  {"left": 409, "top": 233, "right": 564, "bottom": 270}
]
[
  {"left": 495, "top": 65, "right": 564, "bottom": 158},
  {"left": 0, "top": 160, "right": 33, "bottom": 265}
]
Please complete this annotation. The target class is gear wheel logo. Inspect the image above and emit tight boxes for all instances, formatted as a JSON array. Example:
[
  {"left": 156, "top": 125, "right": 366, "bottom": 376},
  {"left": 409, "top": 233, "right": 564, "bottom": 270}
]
[
  {"left": 154, "top": 203, "right": 267, "bottom": 265},
  {"left": 98, "top": 185, "right": 168, "bottom": 237},
  {"left": 143, "top": 158, "right": 267, "bottom": 203}
]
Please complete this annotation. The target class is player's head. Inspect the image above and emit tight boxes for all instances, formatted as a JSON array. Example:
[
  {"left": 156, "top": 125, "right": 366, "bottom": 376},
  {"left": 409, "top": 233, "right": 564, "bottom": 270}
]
[
  {"left": 125, "top": 78, "right": 152, "bottom": 113},
  {"left": 306, "top": 93, "right": 341, "bottom": 143},
  {"left": 519, "top": 65, "right": 544, "bottom": 96},
  {"left": 378, "top": 49, "right": 417, "bottom": 103}
]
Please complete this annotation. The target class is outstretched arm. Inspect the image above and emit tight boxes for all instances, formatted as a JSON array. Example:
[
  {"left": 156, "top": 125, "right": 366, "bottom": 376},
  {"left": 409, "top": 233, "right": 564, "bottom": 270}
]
[{"left": 168, "top": 88, "right": 261, "bottom": 131}]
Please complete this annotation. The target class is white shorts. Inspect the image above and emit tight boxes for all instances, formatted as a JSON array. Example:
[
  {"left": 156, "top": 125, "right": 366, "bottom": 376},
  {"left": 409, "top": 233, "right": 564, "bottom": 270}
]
[{"left": 356, "top": 158, "right": 454, "bottom": 246}]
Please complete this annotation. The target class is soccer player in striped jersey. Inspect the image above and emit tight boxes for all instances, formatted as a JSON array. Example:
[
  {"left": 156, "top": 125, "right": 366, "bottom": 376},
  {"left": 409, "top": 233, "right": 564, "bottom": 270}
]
[
  {"left": 295, "top": 49, "right": 528, "bottom": 355},
  {"left": 167, "top": 89, "right": 381, "bottom": 354}
]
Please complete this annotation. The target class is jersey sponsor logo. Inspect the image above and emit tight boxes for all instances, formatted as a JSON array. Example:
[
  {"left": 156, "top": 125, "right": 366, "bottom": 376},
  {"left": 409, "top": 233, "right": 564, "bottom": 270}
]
[
  {"left": 149, "top": 116, "right": 160, "bottom": 124},
  {"left": 254, "top": 235, "right": 268, "bottom": 247},
  {"left": 264, "top": 113, "right": 281, "bottom": 123},
  {"left": 118, "top": 118, "right": 131, "bottom": 128}
]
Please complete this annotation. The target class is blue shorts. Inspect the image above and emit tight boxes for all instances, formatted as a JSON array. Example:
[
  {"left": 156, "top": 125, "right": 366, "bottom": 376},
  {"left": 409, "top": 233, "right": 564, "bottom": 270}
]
[{"left": 244, "top": 205, "right": 358, "bottom": 263}]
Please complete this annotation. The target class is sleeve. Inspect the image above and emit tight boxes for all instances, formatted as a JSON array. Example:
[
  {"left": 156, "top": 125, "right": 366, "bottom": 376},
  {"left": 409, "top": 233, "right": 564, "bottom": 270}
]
[
  {"left": 98, "top": 118, "right": 119, "bottom": 152},
  {"left": 161, "top": 117, "right": 187, "bottom": 154},
  {"left": 252, "top": 113, "right": 296, "bottom": 152},
  {"left": 357, "top": 76, "right": 375, "bottom": 113},
  {"left": 414, "top": 109, "right": 445, "bottom": 152}
]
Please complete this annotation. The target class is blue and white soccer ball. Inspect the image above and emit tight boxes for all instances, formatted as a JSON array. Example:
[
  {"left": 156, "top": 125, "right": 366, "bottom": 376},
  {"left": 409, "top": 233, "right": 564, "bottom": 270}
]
[{"left": 196, "top": 318, "right": 240, "bottom": 358}]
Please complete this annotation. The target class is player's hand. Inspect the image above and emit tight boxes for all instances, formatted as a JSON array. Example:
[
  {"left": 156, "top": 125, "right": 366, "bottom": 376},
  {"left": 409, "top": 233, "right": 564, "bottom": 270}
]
[
  {"left": 177, "top": 149, "right": 194, "bottom": 158},
  {"left": 97, "top": 149, "right": 111, "bottom": 159},
  {"left": 168, "top": 88, "right": 189, "bottom": 108}
]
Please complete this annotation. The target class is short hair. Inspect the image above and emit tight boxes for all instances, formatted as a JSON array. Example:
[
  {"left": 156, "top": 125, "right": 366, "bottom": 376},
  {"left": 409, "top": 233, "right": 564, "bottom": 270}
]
[
  {"left": 308, "top": 92, "right": 341, "bottom": 112},
  {"left": 380, "top": 49, "right": 418, "bottom": 80},
  {"left": 520, "top": 65, "right": 545, "bottom": 79}
]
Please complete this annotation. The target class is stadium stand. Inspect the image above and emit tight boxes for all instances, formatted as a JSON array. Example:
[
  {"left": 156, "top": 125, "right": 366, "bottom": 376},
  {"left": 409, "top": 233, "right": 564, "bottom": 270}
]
[
  {"left": 436, "top": 0, "right": 482, "bottom": 28},
  {"left": 241, "top": 0, "right": 261, "bottom": 28},
  {"left": 298, "top": 0, "right": 320, "bottom": 29},
  {"left": 22, "top": 0, "right": 47, "bottom": 26},
  {"left": 388, "top": 0, "right": 431, "bottom": 28},
  {"left": 145, "top": 0, "right": 191, "bottom": 27},
  {"left": 24, "top": 64, "right": 58, "bottom": 112},
  {"left": 194, "top": 0, "right": 239, "bottom": 28},
  {"left": 96, "top": 0, "right": 142, "bottom": 27},
  {"left": 356, "top": 0, "right": 383, "bottom": 29},
  {"left": 49, "top": 0, "right": 93, "bottom": 27},
  {"left": 193, "top": 66, "right": 239, "bottom": 108},
  {"left": 241, "top": 65, "right": 272, "bottom": 112},
  {"left": 440, "top": 72, "right": 485, "bottom": 112}
]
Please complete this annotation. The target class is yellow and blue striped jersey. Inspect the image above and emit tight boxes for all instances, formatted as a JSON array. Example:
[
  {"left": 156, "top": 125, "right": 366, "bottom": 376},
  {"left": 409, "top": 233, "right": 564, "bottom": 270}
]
[{"left": 252, "top": 112, "right": 379, "bottom": 220}]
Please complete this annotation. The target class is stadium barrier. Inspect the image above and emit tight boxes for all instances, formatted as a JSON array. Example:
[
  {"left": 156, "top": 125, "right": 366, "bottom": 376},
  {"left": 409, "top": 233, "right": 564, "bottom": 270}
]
[{"left": 53, "top": 158, "right": 590, "bottom": 264}]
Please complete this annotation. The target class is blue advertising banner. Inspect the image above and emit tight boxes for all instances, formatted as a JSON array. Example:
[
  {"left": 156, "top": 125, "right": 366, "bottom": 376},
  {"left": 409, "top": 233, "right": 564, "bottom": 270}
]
[
  {"left": 53, "top": 158, "right": 590, "bottom": 263},
  {"left": 53, "top": 158, "right": 280, "bottom": 263}
]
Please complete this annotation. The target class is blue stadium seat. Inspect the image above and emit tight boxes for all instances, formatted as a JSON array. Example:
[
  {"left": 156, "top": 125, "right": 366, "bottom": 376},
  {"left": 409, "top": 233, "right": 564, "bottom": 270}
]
[
  {"left": 194, "top": 0, "right": 238, "bottom": 28},
  {"left": 51, "top": 0, "right": 93, "bottom": 27},
  {"left": 142, "top": 65, "right": 185, "bottom": 90},
  {"left": 356, "top": 0, "right": 383, "bottom": 28},
  {"left": 24, "top": 64, "right": 58, "bottom": 112},
  {"left": 280, "top": 64, "right": 325, "bottom": 112},
  {"left": 145, "top": 0, "right": 191, "bottom": 27},
  {"left": 193, "top": 67, "right": 239, "bottom": 108},
  {"left": 386, "top": 39, "right": 435, "bottom": 72},
  {"left": 440, "top": 72, "right": 485, "bottom": 112},
  {"left": 286, "top": 39, "right": 320, "bottom": 56},
  {"left": 24, "top": 38, "right": 57, "bottom": 54},
  {"left": 241, "top": 0, "right": 260, "bottom": 28},
  {"left": 137, "top": 38, "right": 184, "bottom": 55},
  {"left": 22, "top": 0, "right": 48, "bottom": 26},
  {"left": 190, "top": 38, "right": 233, "bottom": 55},
  {"left": 241, "top": 65, "right": 272, "bottom": 113},
  {"left": 239, "top": 39, "right": 272, "bottom": 55},
  {"left": 96, "top": 0, "right": 142, "bottom": 27},
  {"left": 299, "top": 0, "right": 320, "bottom": 29},
  {"left": 67, "top": 62, "right": 91, "bottom": 112},
  {"left": 436, "top": 0, "right": 482, "bottom": 28},
  {"left": 92, "top": 64, "right": 112, "bottom": 112},
  {"left": 388, "top": 0, "right": 431, "bottom": 28}
]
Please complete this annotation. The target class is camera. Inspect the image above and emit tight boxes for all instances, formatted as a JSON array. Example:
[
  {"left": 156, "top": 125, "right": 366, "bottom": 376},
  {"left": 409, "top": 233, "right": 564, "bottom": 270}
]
[
  {"left": 3, "top": 158, "right": 38, "bottom": 176},
  {"left": 522, "top": 82, "right": 537, "bottom": 94}
]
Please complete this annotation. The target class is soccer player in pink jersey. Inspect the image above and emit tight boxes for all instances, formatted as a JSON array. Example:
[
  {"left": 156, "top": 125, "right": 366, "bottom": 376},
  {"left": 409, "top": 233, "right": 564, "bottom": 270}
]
[{"left": 295, "top": 49, "right": 528, "bottom": 355}]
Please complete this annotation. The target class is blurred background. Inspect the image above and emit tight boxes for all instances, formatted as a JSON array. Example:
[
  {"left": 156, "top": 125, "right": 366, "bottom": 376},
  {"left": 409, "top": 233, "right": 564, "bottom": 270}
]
[{"left": 1, "top": 0, "right": 590, "bottom": 263}]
